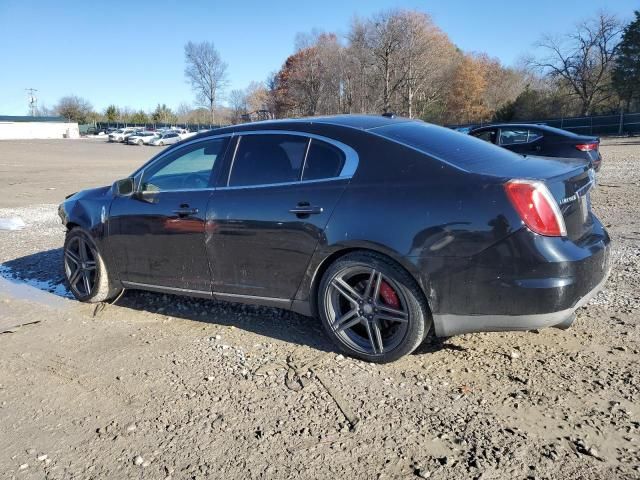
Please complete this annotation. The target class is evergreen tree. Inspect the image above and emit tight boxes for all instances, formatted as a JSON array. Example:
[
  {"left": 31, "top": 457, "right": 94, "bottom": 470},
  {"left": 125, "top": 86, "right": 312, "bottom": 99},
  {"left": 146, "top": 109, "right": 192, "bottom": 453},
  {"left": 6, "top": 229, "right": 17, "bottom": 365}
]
[
  {"left": 151, "top": 104, "right": 176, "bottom": 124},
  {"left": 613, "top": 11, "right": 640, "bottom": 109},
  {"left": 105, "top": 105, "right": 119, "bottom": 123},
  {"left": 130, "top": 110, "right": 149, "bottom": 124}
]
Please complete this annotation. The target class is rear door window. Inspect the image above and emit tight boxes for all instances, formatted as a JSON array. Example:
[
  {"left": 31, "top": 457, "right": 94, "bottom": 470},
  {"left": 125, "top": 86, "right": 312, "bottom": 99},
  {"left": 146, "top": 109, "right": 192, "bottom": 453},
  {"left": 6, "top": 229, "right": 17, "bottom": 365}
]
[
  {"left": 302, "top": 139, "right": 346, "bottom": 181},
  {"left": 499, "top": 128, "right": 529, "bottom": 145},
  {"left": 229, "top": 134, "right": 309, "bottom": 187}
]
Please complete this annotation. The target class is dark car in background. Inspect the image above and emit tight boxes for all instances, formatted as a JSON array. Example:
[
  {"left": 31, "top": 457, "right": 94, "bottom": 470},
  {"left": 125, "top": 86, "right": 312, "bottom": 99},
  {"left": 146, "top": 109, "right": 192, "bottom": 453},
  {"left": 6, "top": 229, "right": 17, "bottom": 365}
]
[
  {"left": 469, "top": 124, "right": 602, "bottom": 171},
  {"left": 58, "top": 115, "right": 610, "bottom": 362}
]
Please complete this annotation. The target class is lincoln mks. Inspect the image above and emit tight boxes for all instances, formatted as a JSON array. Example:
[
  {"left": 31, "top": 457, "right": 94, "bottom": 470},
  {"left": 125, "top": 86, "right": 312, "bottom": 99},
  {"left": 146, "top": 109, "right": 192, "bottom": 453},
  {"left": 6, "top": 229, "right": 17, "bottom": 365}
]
[{"left": 59, "top": 115, "right": 610, "bottom": 362}]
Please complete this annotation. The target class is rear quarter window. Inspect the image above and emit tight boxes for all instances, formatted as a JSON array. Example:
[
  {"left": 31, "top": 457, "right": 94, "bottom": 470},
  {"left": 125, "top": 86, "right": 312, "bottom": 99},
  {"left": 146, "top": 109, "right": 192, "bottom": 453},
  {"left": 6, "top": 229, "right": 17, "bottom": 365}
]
[
  {"left": 373, "top": 122, "right": 520, "bottom": 169},
  {"left": 302, "top": 140, "right": 345, "bottom": 181}
]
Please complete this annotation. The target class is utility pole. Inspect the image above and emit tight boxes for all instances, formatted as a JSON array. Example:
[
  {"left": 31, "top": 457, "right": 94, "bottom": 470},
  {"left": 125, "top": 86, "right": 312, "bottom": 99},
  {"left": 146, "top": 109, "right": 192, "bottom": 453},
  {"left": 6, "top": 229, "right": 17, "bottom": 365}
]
[{"left": 25, "top": 88, "right": 38, "bottom": 116}]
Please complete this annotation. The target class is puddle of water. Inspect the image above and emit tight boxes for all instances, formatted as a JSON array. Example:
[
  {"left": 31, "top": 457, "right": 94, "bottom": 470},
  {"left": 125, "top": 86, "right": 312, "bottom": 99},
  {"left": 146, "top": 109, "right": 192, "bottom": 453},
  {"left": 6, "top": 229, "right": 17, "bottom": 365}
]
[
  {"left": 0, "top": 217, "right": 26, "bottom": 231},
  {"left": 0, "top": 265, "right": 71, "bottom": 308}
]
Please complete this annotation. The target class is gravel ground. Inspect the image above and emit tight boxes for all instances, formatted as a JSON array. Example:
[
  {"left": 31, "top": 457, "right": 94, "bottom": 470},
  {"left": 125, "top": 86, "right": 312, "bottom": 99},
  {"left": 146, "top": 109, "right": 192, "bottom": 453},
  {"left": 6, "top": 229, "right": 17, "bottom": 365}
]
[{"left": 0, "top": 138, "right": 638, "bottom": 480}]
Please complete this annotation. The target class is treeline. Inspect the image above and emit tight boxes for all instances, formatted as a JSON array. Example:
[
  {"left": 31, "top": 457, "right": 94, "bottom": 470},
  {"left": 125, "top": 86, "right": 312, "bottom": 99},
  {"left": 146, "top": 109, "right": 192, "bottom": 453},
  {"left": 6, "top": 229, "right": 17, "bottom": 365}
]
[
  {"left": 42, "top": 8, "right": 640, "bottom": 126},
  {"left": 234, "top": 8, "right": 640, "bottom": 124},
  {"left": 38, "top": 99, "right": 220, "bottom": 126}
]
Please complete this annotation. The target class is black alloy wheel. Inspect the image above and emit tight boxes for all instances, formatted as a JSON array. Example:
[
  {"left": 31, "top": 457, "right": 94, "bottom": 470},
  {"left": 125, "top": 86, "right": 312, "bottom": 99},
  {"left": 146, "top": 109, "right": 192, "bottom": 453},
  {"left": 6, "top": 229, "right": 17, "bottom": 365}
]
[
  {"left": 64, "top": 235, "right": 97, "bottom": 298},
  {"left": 319, "top": 252, "right": 430, "bottom": 363}
]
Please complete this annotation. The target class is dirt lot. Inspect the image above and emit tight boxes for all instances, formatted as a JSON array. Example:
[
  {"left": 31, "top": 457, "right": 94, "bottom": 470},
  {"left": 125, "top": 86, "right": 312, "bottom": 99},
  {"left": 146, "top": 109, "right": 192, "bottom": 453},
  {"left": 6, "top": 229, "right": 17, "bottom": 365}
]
[{"left": 0, "top": 137, "right": 638, "bottom": 480}]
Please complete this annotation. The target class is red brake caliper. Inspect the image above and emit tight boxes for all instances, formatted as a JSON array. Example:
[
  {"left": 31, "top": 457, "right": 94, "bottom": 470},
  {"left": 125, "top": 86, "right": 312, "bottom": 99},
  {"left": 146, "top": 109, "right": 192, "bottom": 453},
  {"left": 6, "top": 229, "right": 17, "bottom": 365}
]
[{"left": 379, "top": 281, "right": 400, "bottom": 309}]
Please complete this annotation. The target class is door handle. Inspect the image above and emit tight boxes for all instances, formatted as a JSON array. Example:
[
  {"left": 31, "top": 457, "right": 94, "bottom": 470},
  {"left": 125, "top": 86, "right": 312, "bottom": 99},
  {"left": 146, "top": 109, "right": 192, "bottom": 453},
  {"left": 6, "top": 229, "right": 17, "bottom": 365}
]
[
  {"left": 289, "top": 204, "right": 323, "bottom": 216},
  {"left": 173, "top": 206, "right": 199, "bottom": 217}
]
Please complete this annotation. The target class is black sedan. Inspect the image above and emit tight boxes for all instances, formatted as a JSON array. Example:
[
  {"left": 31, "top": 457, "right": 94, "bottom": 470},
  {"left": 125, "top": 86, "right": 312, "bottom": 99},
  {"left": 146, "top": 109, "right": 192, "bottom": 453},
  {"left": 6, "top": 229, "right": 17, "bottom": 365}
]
[
  {"left": 469, "top": 124, "right": 602, "bottom": 171},
  {"left": 58, "top": 115, "right": 610, "bottom": 362}
]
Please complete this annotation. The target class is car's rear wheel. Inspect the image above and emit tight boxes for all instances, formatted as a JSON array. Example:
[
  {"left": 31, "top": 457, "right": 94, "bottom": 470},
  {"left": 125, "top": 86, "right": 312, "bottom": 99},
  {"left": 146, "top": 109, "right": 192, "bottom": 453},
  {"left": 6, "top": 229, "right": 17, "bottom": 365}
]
[
  {"left": 63, "top": 228, "right": 121, "bottom": 303},
  {"left": 318, "top": 252, "right": 430, "bottom": 363}
]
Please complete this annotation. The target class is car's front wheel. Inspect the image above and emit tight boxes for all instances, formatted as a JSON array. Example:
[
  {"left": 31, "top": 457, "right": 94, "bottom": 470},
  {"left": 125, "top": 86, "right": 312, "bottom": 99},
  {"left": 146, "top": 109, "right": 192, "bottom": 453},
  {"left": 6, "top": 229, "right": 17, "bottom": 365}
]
[
  {"left": 318, "top": 252, "right": 431, "bottom": 363},
  {"left": 63, "top": 227, "right": 121, "bottom": 303}
]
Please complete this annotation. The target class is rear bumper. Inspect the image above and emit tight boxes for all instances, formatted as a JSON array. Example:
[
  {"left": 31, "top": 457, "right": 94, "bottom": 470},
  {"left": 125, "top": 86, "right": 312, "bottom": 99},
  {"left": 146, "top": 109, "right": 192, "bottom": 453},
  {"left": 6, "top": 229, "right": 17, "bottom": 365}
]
[
  {"left": 432, "top": 266, "right": 610, "bottom": 336},
  {"left": 427, "top": 218, "right": 611, "bottom": 337}
]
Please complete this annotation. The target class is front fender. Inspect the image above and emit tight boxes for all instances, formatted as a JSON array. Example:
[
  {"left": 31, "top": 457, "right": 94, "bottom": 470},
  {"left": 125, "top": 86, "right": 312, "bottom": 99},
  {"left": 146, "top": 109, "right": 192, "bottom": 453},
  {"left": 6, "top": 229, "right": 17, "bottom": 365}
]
[{"left": 59, "top": 185, "right": 114, "bottom": 266}]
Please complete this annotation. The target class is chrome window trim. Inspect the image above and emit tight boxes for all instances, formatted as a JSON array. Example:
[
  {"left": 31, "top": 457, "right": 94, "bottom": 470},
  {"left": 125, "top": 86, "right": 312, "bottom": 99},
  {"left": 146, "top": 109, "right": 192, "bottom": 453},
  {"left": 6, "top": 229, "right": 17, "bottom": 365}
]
[
  {"left": 217, "top": 176, "right": 350, "bottom": 191},
  {"left": 139, "top": 187, "right": 215, "bottom": 194},
  {"left": 300, "top": 137, "right": 313, "bottom": 180},
  {"left": 226, "top": 135, "right": 242, "bottom": 187},
  {"left": 137, "top": 134, "right": 234, "bottom": 194},
  {"left": 225, "top": 130, "right": 358, "bottom": 189}
]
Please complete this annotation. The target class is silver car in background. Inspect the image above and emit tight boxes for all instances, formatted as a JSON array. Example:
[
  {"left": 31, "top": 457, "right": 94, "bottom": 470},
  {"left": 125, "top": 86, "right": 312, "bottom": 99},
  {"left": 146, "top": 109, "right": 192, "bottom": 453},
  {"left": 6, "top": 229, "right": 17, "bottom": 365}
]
[
  {"left": 126, "top": 131, "right": 159, "bottom": 145},
  {"left": 149, "top": 131, "right": 181, "bottom": 146},
  {"left": 108, "top": 127, "right": 139, "bottom": 143}
]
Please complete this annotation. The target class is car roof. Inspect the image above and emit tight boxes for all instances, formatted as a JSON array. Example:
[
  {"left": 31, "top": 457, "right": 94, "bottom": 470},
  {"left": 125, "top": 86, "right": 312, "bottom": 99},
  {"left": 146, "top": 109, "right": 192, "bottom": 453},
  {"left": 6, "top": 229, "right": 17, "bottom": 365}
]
[{"left": 195, "top": 114, "right": 415, "bottom": 139}]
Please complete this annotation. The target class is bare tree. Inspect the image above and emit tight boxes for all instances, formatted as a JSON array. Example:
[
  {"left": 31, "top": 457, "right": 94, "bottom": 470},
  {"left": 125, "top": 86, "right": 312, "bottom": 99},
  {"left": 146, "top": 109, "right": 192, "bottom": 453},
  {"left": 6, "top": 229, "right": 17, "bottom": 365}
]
[
  {"left": 245, "top": 81, "right": 270, "bottom": 114},
  {"left": 35, "top": 102, "right": 54, "bottom": 117},
  {"left": 266, "top": 7, "right": 528, "bottom": 122},
  {"left": 184, "top": 41, "right": 229, "bottom": 123},
  {"left": 55, "top": 95, "right": 94, "bottom": 123},
  {"left": 366, "top": 10, "right": 407, "bottom": 113},
  {"left": 119, "top": 106, "right": 134, "bottom": 124},
  {"left": 395, "top": 11, "right": 457, "bottom": 118},
  {"left": 175, "top": 102, "right": 193, "bottom": 123},
  {"left": 477, "top": 54, "right": 528, "bottom": 116},
  {"left": 345, "top": 17, "right": 375, "bottom": 113},
  {"left": 529, "top": 12, "right": 622, "bottom": 115},
  {"left": 228, "top": 89, "right": 248, "bottom": 123}
]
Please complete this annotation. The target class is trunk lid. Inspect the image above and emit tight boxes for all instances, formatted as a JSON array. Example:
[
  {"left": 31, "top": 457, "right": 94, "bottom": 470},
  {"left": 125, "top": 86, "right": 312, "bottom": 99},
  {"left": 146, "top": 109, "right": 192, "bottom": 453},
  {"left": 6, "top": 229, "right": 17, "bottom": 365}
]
[
  {"left": 471, "top": 155, "right": 596, "bottom": 241},
  {"left": 543, "top": 163, "right": 596, "bottom": 241}
]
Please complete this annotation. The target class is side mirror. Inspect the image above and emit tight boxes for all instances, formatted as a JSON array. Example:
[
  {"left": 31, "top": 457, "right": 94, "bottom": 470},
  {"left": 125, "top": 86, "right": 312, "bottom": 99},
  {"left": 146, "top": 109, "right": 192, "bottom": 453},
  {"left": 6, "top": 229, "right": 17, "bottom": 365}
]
[{"left": 113, "top": 177, "right": 135, "bottom": 197}]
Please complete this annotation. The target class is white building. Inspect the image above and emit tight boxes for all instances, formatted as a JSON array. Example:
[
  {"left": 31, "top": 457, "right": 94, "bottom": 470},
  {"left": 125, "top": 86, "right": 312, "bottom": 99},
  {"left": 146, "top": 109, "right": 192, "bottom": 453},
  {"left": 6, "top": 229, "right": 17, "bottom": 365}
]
[{"left": 0, "top": 116, "right": 80, "bottom": 140}]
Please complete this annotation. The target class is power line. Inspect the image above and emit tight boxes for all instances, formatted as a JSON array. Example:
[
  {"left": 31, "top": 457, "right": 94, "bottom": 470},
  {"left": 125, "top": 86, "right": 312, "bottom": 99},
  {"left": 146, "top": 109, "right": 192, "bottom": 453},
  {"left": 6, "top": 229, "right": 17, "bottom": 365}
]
[{"left": 25, "top": 88, "right": 38, "bottom": 116}]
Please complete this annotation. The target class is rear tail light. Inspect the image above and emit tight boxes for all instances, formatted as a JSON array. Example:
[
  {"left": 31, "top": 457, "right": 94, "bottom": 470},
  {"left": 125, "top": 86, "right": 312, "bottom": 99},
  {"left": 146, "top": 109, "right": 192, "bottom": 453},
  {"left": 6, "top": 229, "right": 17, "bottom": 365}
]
[
  {"left": 575, "top": 142, "right": 598, "bottom": 152},
  {"left": 504, "top": 180, "right": 566, "bottom": 237}
]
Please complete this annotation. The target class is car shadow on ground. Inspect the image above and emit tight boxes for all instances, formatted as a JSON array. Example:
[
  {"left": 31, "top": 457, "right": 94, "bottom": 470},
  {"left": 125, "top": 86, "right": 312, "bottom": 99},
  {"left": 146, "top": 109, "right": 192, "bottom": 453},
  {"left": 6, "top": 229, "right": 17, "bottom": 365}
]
[{"left": 1, "top": 248, "right": 451, "bottom": 357}]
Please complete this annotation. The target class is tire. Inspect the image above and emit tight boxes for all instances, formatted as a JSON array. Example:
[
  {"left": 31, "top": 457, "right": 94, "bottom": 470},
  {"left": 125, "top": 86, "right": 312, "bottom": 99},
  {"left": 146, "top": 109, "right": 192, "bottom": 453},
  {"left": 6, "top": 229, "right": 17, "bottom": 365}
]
[
  {"left": 63, "top": 227, "right": 122, "bottom": 303},
  {"left": 138, "top": 139, "right": 143, "bottom": 145},
  {"left": 317, "top": 251, "right": 431, "bottom": 363},
  {"left": 159, "top": 141, "right": 164, "bottom": 146}
]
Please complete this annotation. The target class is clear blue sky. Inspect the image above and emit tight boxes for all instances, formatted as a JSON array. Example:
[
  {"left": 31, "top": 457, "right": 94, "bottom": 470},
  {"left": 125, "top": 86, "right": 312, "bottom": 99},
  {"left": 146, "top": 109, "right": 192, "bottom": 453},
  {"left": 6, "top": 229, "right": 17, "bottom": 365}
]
[{"left": 0, "top": 0, "right": 635, "bottom": 115}]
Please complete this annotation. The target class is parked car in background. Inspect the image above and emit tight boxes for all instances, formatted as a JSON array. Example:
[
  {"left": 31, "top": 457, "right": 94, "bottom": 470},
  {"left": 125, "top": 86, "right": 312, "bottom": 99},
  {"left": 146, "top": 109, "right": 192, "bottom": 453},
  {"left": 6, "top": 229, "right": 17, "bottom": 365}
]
[
  {"left": 122, "top": 129, "right": 144, "bottom": 144},
  {"left": 108, "top": 128, "right": 139, "bottom": 143},
  {"left": 126, "top": 131, "right": 159, "bottom": 145},
  {"left": 149, "top": 131, "right": 181, "bottom": 146},
  {"left": 469, "top": 124, "right": 602, "bottom": 171},
  {"left": 180, "top": 130, "right": 197, "bottom": 141},
  {"left": 59, "top": 115, "right": 610, "bottom": 363}
]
